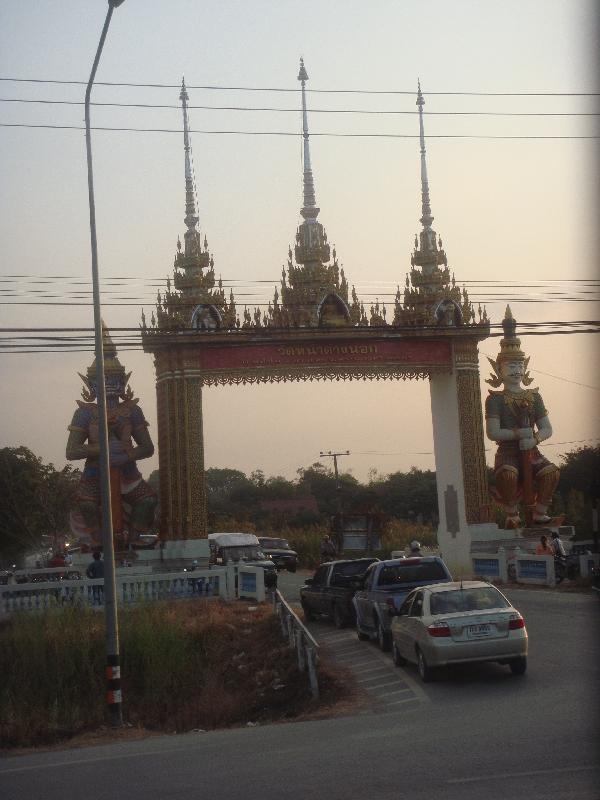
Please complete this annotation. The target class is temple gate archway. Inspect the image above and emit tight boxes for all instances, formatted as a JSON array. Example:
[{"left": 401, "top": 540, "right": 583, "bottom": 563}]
[{"left": 142, "top": 68, "right": 496, "bottom": 573}]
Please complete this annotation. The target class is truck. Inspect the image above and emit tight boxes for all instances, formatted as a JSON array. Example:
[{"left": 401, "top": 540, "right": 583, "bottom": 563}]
[
  {"left": 300, "top": 558, "right": 379, "bottom": 628},
  {"left": 353, "top": 556, "right": 453, "bottom": 651},
  {"left": 207, "top": 532, "right": 278, "bottom": 588}
]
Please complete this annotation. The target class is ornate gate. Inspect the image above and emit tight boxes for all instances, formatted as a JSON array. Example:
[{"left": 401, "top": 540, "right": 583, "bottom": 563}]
[{"left": 142, "top": 68, "right": 494, "bottom": 571}]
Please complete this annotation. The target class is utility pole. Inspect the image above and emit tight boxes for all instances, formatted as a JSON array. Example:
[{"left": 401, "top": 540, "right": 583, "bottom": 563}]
[
  {"left": 85, "top": 0, "right": 127, "bottom": 729},
  {"left": 319, "top": 451, "right": 350, "bottom": 550}
]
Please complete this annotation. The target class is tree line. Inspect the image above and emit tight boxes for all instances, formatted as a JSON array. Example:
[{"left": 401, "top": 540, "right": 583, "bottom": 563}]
[{"left": 1, "top": 444, "right": 598, "bottom": 566}]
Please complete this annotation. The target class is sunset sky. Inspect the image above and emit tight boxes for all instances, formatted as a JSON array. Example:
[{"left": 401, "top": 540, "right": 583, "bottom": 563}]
[{"left": 1, "top": 0, "right": 598, "bottom": 483}]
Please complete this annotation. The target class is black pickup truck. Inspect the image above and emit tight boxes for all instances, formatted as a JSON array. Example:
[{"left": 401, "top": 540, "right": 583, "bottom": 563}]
[{"left": 300, "top": 558, "right": 379, "bottom": 628}]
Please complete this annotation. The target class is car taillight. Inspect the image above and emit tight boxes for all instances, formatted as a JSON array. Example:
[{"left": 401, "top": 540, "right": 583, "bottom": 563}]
[
  {"left": 509, "top": 615, "right": 525, "bottom": 630},
  {"left": 427, "top": 621, "right": 451, "bottom": 637}
]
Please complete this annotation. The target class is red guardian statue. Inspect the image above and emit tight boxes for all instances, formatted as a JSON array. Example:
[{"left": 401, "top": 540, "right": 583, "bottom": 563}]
[
  {"left": 66, "top": 324, "right": 158, "bottom": 550},
  {"left": 485, "top": 306, "right": 560, "bottom": 529}
]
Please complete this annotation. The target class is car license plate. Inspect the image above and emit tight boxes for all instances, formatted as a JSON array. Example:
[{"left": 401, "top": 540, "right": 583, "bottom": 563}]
[{"left": 467, "top": 623, "right": 492, "bottom": 638}]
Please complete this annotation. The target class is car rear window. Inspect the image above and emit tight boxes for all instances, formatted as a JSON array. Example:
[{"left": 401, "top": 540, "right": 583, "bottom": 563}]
[
  {"left": 332, "top": 560, "right": 375, "bottom": 581},
  {"left": 430, "top": 587, "right": 510, "bottom": 615},
  {"left": 259, "top": 539, "right": 289, "bottom": 549},
  {"left": 377, "top": 562, "right": 447, "bottom": 587}
]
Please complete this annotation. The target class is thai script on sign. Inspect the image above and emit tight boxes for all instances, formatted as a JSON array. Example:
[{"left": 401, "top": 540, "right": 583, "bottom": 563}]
[{"left": 277, "top": 344, "right": 378, "bottom": 357}]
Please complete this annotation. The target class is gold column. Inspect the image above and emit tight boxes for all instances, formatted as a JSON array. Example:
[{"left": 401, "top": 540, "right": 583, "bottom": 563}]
[
  {"left": 454, "top": 339, "right": 489, "bottom": 523},
  {"left": 155, "top": 353, "right": 174, "bottom": 539},
  {"left": 183, "top": 375, "right": 207, "bottom": 535}
]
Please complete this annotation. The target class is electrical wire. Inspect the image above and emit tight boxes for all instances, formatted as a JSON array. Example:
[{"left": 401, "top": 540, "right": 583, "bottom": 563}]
[
  {"left": 1, "top": 77, "right": 599, "bottom": 96},
  {"left": 1, "top": 122, "right": 598, "bottom": 139},
  {"left": 2, "top": 97, "right": 599, "bottom": 117},
  {"left": 347, "top": 438, "right": 600, "bottom": 456}
]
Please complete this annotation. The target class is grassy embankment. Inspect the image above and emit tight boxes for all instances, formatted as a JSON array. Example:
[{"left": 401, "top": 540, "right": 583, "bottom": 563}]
[{"left": 0, "top": 600, "right": 353, "bottom": 749}]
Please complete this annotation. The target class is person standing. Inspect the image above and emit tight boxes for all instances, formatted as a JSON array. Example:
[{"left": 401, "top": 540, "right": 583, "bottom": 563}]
[
  {"left": 535, "top": 534, "right": 554, "bottom": 556},
  {"left": 86, "top": 551, "right": 105, "bottom": 579},
  {"left": 320, "top": 534, "right": 337, "bottom": 561},
  {"left": 409, "top": 540, "right": 422, "bottom": 556},
  {"left": 550, "top": 531, "right": 566, "bottom": 559},
  {"left": 86, "top": 551, "right": 105, "bottom": 605}
]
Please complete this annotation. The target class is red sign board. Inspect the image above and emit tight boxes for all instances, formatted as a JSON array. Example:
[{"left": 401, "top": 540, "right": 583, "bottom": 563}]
[{"left": 193, "top": 338, "right": 451, "bottom": 372}]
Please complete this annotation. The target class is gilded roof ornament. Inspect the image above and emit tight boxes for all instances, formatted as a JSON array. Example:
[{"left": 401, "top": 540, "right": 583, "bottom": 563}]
[{"left": 392, "top": 82, "right": 487, "bottom": 330}]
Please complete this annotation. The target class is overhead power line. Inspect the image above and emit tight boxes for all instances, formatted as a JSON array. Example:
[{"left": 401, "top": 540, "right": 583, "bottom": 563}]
[
  {"left": 1, "top": 122, "right": 598, "bottom": 140},
  {"left": 1, "top": 77, "right": 599, "bottom": 96},
  {"left": 2, "top": 97, "right": 599, "bottom": 117}
]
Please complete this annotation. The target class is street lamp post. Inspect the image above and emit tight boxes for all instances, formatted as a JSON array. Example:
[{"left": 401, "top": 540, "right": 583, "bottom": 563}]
[{"left": 84, "top": 0, "right": 127, "bottom": 728}]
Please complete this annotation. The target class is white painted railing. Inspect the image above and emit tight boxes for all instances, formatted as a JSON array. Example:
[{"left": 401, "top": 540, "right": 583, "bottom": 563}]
[
  {"left": 514, "top": 554, "right": 555, "bottom": 586},
  {"left": 273, "top": 590, "right": 319, "bottom": 698},
  {"left": 0, "top": 568, "right": 228, "bottom": 616},
  {"left": 472, "top": 552, "right": 509, "bottom": 583},
  {"left": 0, "top": 563, "right": 272, "bottom": 616},
  {"left": 579, "top": 552, "right": 600, "bottom": 578},
  {"left": 472, "top": 550, "right": 559, "bottom": 586}
]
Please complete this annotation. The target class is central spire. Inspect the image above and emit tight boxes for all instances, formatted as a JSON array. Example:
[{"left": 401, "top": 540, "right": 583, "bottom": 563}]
[
  {"left": 417, "top": 80, "right": 434, "bottom": 240},
  {"left": 262, "top": 59, "right": 363, "bottom": 328},
  {"left": 180, "top": 77, "right": 200, "bottom": 257},
  {"left": 298, "top": 58, "right": 319, "bottom": 221},
  {"left": 411, "top": 80, "right": 446, "bottom": 273}
]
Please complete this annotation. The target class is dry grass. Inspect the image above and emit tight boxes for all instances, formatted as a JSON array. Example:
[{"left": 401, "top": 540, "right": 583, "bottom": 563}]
[{"left": 0, "top": 600, "right": 359, "bottom": 750}]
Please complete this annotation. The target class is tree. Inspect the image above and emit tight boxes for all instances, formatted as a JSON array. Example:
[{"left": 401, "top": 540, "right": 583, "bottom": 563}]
[
  {"left": 0, "top": 447, "right": 78, "bottom": 566},
  {"left": 554, "top": 446, "right": 600, "bottom": 537}
]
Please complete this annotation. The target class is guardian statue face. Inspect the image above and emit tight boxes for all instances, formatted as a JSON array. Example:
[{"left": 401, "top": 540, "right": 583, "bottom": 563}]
[
  {"left": 500, "top": 360, "right": 524, "bottom": 386},
  {"left": 89, "top": 374, "right": 125, "bottom": 399}
]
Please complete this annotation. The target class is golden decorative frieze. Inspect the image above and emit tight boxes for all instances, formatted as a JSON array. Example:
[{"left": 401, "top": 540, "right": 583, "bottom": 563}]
[
  {"left": 199, "top": 365, "right": 450, "bottom": 387},
  {"left": 456, "top": 370, "right": 489, "bottom": 523}
]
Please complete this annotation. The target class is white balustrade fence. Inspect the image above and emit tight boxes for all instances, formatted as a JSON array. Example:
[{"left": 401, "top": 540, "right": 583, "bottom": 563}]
[
  {"left": 472, "top": 550, "right": 559, "bottom": 587},
  {"left": 579, "top": 552, "right": 600, "bottom": 578},
  {"left": 0, "top": 569, "right": 229, "bottom": 616},
  {"left": 1, "top": 563, "right": 271, "bottom": 616},
  {"left": 514, "top": 554, "right": 555, "bottom": 586},
  {"left": 471, "top": 553, "right": 509, "bottom": 583}
]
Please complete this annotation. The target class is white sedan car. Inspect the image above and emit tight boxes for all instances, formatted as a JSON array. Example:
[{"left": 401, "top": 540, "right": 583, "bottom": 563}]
[{"left": 390, "top": 581, "right": 528, "bottom": 682}]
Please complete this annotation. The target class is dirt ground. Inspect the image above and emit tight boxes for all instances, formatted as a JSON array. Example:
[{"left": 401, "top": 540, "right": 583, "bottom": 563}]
[{"left": 2, "top": 600, "right": 371, "bottom": 755}]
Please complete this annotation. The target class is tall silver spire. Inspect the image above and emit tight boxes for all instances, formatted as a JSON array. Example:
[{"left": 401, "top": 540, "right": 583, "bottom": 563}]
[
  {"left": 417, "top": 80, "right": 435, "bottom": 252},
  {"left": 298, "top": 58, "right": 319, "bottom": 220},
  {"left": 179, "top": 77, "right": 200, "bottom": 257}
]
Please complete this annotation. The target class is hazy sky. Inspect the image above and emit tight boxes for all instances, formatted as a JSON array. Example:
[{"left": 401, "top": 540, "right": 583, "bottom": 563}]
[{"left": 1, "top": 0, "right": 598, "bottom": 483}]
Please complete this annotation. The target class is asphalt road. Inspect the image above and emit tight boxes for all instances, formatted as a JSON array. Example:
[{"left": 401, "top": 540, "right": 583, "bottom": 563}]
[{"left": 2, "top": 573, "right": 598, "bottom": 800}]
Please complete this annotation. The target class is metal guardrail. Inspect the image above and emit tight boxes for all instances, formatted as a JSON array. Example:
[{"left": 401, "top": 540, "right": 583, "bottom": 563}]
[{"left": 273, "top": 589, "right": 320, "bottom": 698}]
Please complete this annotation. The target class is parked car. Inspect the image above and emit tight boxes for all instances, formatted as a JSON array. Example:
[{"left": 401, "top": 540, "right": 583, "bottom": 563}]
[
  {"left": 300, "top": 558, "right": 379, "bottom": 627},
  {"left": 390, "top": 581, "right": 528, "bottom": 682},
  {"left": 207, "top": 532, "right": 278, "bottom": 588},
  {"left": 257, "top": 537, "right": 299, "bottom": 573},
  {"left": 353, "top": 556, "right": 453, "bottom": 651}
]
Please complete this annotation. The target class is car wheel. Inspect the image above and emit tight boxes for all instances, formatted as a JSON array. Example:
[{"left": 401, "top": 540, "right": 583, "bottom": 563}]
[
  {"left": 357, "top": 624, "right": 370, "bottom": 641},
  {"left": 332, "top": 604, "right": 345, "bottom": 629},
  {"left": 416, "top": 647, "right": 434, "bottom": 682},
  {"left": 392, "top": 642, "right": 406, "bottom": 667},
  {"left": 301, "top": 603, "right": 315, "bottom": 622},
  {"left": 287, "top": 564, "right": 297, "bottom": 573},
  {"left": 509, "top": 656, "right": 527, "bottom": 676},
  {"left": 376, "top": 621, "right": 391, "bottom": 652}
]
